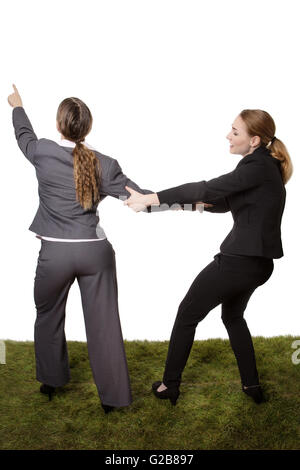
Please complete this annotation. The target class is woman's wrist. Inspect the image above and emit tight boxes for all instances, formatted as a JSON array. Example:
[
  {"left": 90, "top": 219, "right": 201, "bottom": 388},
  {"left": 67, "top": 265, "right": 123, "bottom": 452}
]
[{"left": 145, "top": 193, "right": 159, "bottom": 207}]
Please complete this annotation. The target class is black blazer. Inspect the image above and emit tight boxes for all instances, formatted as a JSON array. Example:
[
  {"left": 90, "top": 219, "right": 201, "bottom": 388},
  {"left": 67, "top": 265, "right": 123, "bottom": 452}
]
[{"left": 157, "top": 146, "right": 286, "bottom": 258}]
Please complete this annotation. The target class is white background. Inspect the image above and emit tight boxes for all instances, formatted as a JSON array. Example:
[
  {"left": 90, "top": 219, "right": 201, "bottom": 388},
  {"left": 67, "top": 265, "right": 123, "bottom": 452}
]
[{"left": 0, "top": 0, "right": 299, "bottom": 341}]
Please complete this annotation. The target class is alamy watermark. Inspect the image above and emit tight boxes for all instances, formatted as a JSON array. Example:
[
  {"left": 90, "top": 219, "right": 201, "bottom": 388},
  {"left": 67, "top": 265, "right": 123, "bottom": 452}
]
[
  {"left": 118, "top": 194, "right": 205, "bottom": 213},
  {"left": 291, "top": 340, "right": 300, "bottom": 365},
  {"left": 0, "top": 340, "right": 6, "bottom": 364}
]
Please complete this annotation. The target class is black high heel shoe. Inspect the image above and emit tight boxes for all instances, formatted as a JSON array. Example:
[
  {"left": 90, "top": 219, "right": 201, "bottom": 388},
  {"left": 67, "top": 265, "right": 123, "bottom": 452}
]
[
  {"left": 101, "top": 404, "right": 115, "bottom": 414},
  {"left": 242, "top": 384, "right": 265, "bottom": 404},
  {"left": 152, "top": 381, "right": 180, "bottom": 406},
  {"left": 40, "top": 384, "right": 55, "bottom": 401}
]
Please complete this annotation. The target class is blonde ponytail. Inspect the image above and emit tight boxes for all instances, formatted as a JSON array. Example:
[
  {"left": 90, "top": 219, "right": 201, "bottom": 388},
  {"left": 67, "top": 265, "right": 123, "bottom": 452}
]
[
  {"left": 240, "top": 109, "right": 293, "bottom": 185},
  {"left": 267, "top": 137, "right": 293, "bottom": 184}
]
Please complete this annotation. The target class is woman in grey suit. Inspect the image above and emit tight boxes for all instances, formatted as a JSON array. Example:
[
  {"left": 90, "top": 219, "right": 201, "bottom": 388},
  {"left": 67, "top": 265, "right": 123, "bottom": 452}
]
[
  {"left": 7, "top": 84, "right": 154, "bottom": 414},
  {"left": 125, "top": 109, "right": 293, "bottom": 406}
]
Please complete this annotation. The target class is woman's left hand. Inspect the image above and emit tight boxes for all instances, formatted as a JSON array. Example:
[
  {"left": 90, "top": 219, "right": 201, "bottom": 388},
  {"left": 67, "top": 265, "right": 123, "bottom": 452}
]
[{"left": 7, "top": 84, "right": 23, "bottom": 108}]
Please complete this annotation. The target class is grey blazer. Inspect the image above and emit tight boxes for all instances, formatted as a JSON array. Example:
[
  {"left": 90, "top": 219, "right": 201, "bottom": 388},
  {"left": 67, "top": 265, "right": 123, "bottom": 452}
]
[{"left": 12, "top": 106, "right": 155, "bottom": 239}]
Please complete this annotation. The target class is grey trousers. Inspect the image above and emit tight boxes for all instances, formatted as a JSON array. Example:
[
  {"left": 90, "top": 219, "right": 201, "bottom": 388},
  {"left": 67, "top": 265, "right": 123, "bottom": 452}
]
[{"left": 33, "top": 238, "right": 132, "bottom": 407}]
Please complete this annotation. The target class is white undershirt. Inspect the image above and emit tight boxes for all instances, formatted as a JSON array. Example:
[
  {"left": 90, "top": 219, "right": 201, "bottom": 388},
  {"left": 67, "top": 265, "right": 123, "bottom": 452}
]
[
  {"left": 36, "top": 138, "right": 106, "bottom": 243},
  {"left": 36, "top": 235, "right": 104, "bottom": 242}
]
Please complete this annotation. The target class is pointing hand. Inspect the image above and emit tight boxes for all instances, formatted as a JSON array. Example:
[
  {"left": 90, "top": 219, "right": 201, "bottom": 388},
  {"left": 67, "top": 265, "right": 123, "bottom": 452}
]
[{"left": 7, "top": 84, "right": 23, "bottom": 108}]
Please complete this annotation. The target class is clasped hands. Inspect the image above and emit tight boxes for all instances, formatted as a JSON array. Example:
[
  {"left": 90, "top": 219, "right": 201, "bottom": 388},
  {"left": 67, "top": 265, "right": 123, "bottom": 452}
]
[{"left": 123, "top": 186, "right": 213, "bottom": 212}]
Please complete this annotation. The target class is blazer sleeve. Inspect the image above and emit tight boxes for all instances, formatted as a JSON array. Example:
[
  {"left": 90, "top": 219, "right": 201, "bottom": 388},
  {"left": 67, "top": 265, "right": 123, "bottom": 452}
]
[
  {"left": 203, "top": 196, "right": 230, "bottom": 213},
  {"left": 100, "top": 159, "right": 183, "bottom": 213},
  {"left": 100, "top": 159, "right": 154, "bottom": 198},
  {"left": 156, "top": 157, "right": 266, "bottom": 206},
  {"left": 12, "top": 107, "right": 38, "bottom": 165}
]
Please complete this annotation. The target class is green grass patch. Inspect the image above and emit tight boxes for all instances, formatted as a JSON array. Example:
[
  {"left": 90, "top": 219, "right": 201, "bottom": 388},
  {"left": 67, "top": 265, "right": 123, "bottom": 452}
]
[{"left": 0, "top": 336, "right": 299, "bottom": 450}]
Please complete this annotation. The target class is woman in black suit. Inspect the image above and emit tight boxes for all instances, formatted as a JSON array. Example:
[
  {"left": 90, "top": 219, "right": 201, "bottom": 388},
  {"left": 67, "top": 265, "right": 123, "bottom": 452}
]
[{"left": 124, "top": 109, "right": 293, "bottom": 405}]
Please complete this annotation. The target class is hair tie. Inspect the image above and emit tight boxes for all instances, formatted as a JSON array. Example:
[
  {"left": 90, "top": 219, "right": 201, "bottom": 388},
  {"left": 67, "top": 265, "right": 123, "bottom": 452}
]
[{"left": 267, "top": 136, "right": 276, "bottom": 148}]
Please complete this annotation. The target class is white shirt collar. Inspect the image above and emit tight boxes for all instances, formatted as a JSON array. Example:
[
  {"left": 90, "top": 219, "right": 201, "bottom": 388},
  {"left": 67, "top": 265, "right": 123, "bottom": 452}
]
[{"left": 57, "top": 138, "right": 95, "bottom": 150}]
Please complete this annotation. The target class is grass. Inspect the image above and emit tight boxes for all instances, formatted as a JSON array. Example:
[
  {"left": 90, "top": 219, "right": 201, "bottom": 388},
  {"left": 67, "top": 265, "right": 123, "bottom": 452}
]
[{"left": 0, "top": 336, "right": 299, "bottom": 450}]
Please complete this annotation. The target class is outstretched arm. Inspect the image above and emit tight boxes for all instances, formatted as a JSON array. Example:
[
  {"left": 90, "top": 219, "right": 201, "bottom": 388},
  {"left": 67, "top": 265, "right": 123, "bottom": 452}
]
[
  {"left": 101, "top": 160, "right": 199, "bottom": 213},
  {"left": 124, "top": 186, "right": 213, "bottom": 213},
  {"left": 156, "top": 158, "right": 265, "bottom": 206},
  {"left": 8, "top": 84, "right": 38, "bottom": 165},
  {"left": 124, "top": 157, "right": 265, "bottom": 211}
]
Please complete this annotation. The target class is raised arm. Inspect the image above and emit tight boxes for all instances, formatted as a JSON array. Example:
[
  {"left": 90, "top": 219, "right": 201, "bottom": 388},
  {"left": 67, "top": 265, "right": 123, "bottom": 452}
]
[{"left": 8, "top": 85, "right": 38, "bottom": 166}]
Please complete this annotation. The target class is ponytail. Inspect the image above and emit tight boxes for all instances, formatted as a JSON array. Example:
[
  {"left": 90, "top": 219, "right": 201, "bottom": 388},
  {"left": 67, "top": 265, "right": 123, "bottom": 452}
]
[
  {"left": 73, "top": 142, "right": 101, "bottom": 210},
  {"left": 57, "top": 97, "right": 101, "bottom": 210},
  {"left": 240, "top": 109, "right": 293, "bottom": 185},
  {"left": 267, "top": 138, "right": 293, "bottom": 184}
]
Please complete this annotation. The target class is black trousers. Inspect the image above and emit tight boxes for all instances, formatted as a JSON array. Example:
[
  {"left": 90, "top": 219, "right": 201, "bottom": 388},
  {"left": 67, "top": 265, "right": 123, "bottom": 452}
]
[{"left": 162, "top": 252, "right": 274, "bottom": 388}]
